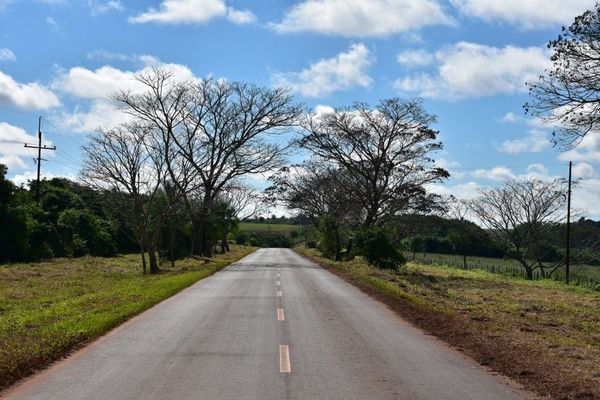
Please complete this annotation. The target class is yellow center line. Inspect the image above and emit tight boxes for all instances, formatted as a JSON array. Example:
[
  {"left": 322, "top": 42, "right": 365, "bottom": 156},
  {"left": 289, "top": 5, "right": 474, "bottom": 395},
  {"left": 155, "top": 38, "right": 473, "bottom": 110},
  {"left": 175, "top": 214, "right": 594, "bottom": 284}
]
[
  {"left": 277, "top": 290, "right": 283, "bottom": 297},
  {"left": 277, "top": 308, "right": 285, "bottom": 321},
  {"left": 279, "top": 345, "right": 291, "bottom": 373}
]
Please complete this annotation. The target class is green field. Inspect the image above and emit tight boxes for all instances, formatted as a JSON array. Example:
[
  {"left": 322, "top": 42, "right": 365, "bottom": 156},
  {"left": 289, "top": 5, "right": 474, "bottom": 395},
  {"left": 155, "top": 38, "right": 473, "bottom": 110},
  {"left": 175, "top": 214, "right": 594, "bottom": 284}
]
[
  {"left": 0, "top": 245, "right": 256, "bottom": 392},
  {"left": 297, "top": 248, "right": 600, "bottom": 400},
  {"left": 238, "top": 222, "right": 301, "bottom": 234},
  {"left": 408, "top": 252, "right": 600, "bottom": 285}
]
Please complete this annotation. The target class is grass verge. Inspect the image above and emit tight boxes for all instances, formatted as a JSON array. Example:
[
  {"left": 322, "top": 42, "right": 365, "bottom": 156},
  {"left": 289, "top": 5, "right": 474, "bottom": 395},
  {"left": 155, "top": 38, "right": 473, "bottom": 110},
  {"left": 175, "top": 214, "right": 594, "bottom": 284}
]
[
  {"left": 295, "top": 247, "right": 600, "bottom": 400},
  {"left": 0, "top": 245, "right": 256, "bottom": 392},
  {"left": 238, "top": 222, "right": 301, "bottom": 233}
]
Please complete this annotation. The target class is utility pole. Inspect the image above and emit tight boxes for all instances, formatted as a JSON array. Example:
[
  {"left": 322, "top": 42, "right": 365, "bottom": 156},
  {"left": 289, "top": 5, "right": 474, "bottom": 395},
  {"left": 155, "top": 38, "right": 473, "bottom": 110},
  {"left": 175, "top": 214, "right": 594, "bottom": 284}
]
[
  {"left": 24, "top": 117, "right": 56, "bottom": 203},
  {"left": 566, "top": 161, "right": 572, "bottom": 285}
]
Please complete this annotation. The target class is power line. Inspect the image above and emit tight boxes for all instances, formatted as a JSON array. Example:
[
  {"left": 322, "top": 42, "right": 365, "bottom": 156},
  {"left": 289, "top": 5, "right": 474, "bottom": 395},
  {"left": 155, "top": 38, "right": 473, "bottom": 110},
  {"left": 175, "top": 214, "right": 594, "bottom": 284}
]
[{"left": 23, "top": 117, "right": 56, "bottom": 203}]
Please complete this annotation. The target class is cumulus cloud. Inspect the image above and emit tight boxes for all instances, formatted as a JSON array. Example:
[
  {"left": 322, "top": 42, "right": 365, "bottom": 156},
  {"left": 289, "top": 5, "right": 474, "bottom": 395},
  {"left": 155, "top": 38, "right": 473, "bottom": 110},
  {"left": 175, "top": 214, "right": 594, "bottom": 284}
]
[
  {"left": 395, "top": 42, "right": 549, "bottom": 100},
  {"left": 273, "top": 0, "right": 452, "bottom": 37},
  {"left": 52, "top": 58, "right": 198, "bottom": 133},
  {"left": 499, "top": 130, "right": 552, "bottom": 154},
  {"left": 129, "top": 0, "right": 256, "bottom": 25},
  {"left": 0, "top": 48, "right": 15, "bottom": 62},
  {"left": 573, "top": 163, "right": 596, "bottom": 180},
  {"left": 471, "top": 166, "right": 515, "bottom": 181},
  {"left": 0, "top": 122, "right": 49, "bottom": 169},
  {"left": 450, "top": 0, "right": 594, "bottom": 29},
  {"left": 0, "top": 70, "right": 60, "bottom": 109},
  {"left": 272, "top": 43, "right": 373, "bottom": 98},
  {"left": 559, "top": 132, "right": 600, "bottom": 163}
]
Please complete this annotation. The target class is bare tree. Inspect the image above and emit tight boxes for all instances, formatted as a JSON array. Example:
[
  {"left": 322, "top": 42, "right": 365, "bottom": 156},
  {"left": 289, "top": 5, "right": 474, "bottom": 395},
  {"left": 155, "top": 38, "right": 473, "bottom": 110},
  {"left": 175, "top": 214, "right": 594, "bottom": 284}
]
[
  {"left": 525, "top": 4, "right": 600, "bottom": 147},
  {"left": 271, "top": 162, "right": 362, "bottom": 260},
  {"left": 116, "top": 70, "right": 303, "bottom": 257},
  {"left": 215, "top": 182, "right": 267, "bottom": 252},
  {"left": 469, "top": 179, "right": 568, "bottom": 279},
  {"left": 298, "top": 98, "right": 448, "bottom": 228},
  {"left": 81, "top": 124, "right": 170, "bottom": 274},
  {"left": 222, "top": 182, "right": 267, "bottom": 221}
]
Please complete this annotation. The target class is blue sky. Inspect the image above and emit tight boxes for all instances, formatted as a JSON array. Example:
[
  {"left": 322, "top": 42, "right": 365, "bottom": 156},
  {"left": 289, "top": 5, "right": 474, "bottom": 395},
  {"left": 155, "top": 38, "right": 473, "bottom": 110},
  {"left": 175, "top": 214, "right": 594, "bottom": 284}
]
[{"left": 1, "top": 0, "right": 600, "bottom": 217}]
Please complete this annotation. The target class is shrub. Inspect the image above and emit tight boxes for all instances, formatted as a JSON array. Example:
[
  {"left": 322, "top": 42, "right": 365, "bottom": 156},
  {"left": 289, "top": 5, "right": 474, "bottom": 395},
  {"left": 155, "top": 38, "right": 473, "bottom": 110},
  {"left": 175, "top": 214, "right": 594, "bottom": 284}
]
[
  {"left": 354, "top": 227, "right": 405, "bottom": 269},
  {"left": 317, "top": 215, "right": 340, "bottom": 259},
  {"left": 233, "top": 231, "right": 249, "bottom": 246}
]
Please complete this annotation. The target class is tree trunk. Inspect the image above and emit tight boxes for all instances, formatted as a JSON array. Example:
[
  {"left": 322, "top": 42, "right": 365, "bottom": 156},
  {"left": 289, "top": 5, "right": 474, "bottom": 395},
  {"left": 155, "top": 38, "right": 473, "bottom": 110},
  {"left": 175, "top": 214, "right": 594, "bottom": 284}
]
[
  {"left": 221, "top": 228, "right": 230, "bottom": 254},
  {"left": 334, "top": 228, "right": 341, "bottom": 261},
  {"left": 463, "top": 253, "right": 467, "bottom": 269},
  {"left": 139, "top": 242, "right": 147, "bottom": 275},
  {"left": 148, "top": 246, "right": 160, "bottom": 274},
  {"left": 519, "top": 259, "right": 533, "bottom": 280},
  {"left": 192, "top": 216, "right": 212, "bottom": 257}
]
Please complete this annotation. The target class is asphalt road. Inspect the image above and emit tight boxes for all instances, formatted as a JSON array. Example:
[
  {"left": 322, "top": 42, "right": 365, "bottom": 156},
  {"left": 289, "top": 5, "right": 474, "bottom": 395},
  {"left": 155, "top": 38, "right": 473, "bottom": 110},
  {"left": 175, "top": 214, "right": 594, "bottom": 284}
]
[{"left": 3, "top": 248, "right": 533, "bottom": 400}]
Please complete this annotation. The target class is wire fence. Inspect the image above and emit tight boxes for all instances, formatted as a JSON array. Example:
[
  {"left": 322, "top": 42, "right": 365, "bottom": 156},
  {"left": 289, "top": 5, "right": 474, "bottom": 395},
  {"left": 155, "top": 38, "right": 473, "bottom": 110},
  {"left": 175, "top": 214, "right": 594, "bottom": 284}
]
[{"left": 409, "top": 253, "right": 600, "bottom": 291}]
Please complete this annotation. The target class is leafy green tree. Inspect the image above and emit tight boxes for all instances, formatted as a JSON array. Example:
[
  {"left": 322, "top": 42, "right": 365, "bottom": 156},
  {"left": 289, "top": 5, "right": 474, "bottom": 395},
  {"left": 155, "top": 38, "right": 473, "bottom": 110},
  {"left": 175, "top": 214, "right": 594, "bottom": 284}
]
[
  {"left": 0, "top": 165, "right": 30, "bottom": 262},
  {"left": 354, "top": 227, "right": 405, "bottom": 269}
]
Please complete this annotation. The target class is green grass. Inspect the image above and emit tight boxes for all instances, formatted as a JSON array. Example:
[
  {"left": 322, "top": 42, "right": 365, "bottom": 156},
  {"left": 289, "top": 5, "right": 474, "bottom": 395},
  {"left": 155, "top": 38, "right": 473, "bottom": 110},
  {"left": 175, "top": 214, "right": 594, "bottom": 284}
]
[
  {"left": 297, "top": 248, "right": 600, "bottom": 400},
  {"left": 238, "top": 222, "right": 301, "bottom": 233},
  {"left": 0, "top": 245, "right": 256, "bottom": 391},
  {"left": 409, "top": 251, "right": 600, "bottom": 283}
]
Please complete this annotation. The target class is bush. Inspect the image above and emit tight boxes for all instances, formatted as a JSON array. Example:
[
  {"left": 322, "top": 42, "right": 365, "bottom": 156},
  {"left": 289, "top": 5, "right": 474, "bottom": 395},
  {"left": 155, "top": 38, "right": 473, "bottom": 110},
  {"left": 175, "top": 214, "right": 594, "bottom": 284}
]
[
  {"left": 317, "top": 215, "right": 340, "bottom": 259},
  {"left": 233, "top": 231, "right": 249, "bottom": 246},
  {"left": 354, "top": 227, "right": 405, "bottom": 269}
]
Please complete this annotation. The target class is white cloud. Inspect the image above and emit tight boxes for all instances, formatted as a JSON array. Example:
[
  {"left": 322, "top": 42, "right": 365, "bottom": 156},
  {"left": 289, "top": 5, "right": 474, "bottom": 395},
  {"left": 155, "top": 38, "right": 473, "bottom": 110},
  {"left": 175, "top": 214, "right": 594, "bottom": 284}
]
[
  {"left": 9, "top": 170, "right": 77, "bottom": 188},
  {"left": 435, "top": 158, "right": 465, "bottom": 179},
  {"left": 0, "top": 122, "right": 49, "bottom": 170},
  {"left": 225, "top": 7, "right": 256, "bottom": 24},
  {"left": 501, "top": 112, "right": 519, "bottom": 123},
  {"left": 88, "top": 0, "right": 123, "bottom": 15},
  {"left": 451, "top": 0, "right": 594, "bottom": 29},
  {"left": 52, "top": 58, "right": 198, "bottom": 133},
  {"left": 272, "top": 43, "right": 373, "bottom": 98},
  {"left": 129, "top": 0, "right": 256, "bottom": 25},
  {"left": 559, "top": 132, "right": 600, "bottom": 163},
  {"left": 53, "top": 101, "right": 130, "bottom": 133},
  {"left": 427, "top": 181, "right": 481, "bottom": 200},
  {"left": 0, "top": 70, "right": 60, "bottom": 109},
  {"left": 499, "top": 130, "right": 552, "bottom": 154},
  {"left": 395, "top": 42, "right": 549, "bottom": 100},
  {"left": 273, "top": 0, "right": 452, "bottom": 37},
  {"left": 471, "top": 166, "right": 515, "bottom": 181},
  {"left": 396, "top": 49, "right": 434, "bottom": 67},
  {"left": 54, "top": 61, "right": 196, "bottom": 99},
  {"left": 46, "top": 16, "right": 62, "bottom": 33},
  {"left": 573, "top": 178, "right": 600, "bottom": 219},
  {"left": 0, "top": 48, "right": 15, "bottom": 62},
  {"left": 573, "top": 163, "right": 596, "bottom": 180}
]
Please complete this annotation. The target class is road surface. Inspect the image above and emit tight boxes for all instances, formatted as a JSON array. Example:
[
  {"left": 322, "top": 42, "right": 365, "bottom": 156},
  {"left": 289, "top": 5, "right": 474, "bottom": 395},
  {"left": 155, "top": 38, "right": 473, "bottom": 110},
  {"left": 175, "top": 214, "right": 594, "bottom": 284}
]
[{"left": 2, "top": 248, "right": 533, "bottom": 400}]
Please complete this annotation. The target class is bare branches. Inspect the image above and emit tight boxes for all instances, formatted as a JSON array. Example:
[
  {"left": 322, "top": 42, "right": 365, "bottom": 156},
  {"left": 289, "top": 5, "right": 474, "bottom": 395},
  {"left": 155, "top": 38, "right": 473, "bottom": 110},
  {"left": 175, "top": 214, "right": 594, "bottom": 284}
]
[
  {"left": 298, "top": 98, "right": 448, "bottom": 227},
  {"left": 469, "top": 178, "right": 569, "bottom": 279},
  {"left": 525, "top": 4, "right": 600, "bottom": 148}
]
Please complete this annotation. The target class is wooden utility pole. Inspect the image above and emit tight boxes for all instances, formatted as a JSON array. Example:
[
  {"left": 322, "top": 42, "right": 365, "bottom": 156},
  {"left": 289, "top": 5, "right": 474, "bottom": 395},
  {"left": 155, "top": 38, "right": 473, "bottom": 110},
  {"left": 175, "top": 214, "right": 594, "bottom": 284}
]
[
  {"left": 566, "top": 161, "right": 572, "bottom": 285},
  {"left": 24, "top": 117, "right": 56, "bottom": 203}
]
